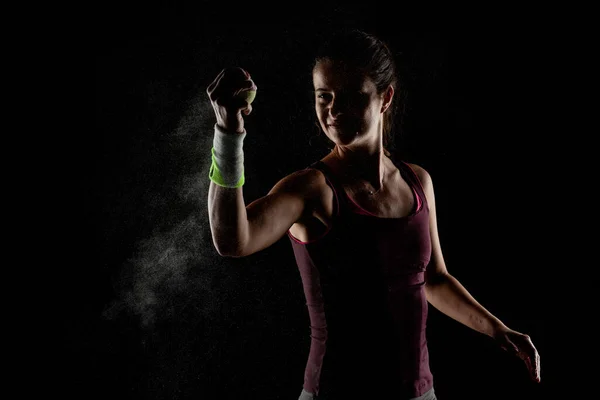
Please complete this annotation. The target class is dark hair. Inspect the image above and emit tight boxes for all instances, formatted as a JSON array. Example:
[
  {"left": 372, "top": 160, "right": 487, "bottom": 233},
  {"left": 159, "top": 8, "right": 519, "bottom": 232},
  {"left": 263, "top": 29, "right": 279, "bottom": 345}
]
[{"left": 312, "top": 29, "right": 400, "bottom": 157}]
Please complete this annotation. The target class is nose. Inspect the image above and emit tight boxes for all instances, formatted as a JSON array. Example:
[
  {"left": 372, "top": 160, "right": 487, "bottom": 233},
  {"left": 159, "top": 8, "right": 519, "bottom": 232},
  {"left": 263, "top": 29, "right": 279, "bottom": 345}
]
[{"left": 330, "top": 95, "right": 349, "bottom": 117}]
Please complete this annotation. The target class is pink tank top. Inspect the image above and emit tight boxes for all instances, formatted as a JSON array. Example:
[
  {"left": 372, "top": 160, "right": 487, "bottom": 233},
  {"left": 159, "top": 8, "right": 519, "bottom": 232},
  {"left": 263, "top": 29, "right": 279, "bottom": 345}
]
[{"left": 286, "top": 159, "right": 434, "bottom": 399}]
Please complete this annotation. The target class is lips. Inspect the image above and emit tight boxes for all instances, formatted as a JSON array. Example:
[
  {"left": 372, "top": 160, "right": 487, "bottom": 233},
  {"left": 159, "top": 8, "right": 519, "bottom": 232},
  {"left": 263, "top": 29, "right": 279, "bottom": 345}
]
[{"left": 327, "top": 120, "right": 352, "bottom": 130}]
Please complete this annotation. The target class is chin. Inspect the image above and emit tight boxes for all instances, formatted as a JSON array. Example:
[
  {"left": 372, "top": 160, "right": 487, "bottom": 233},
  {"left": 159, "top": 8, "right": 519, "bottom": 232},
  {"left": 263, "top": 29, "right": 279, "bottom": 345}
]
[
  {"left": 326, "top": 127, "right": 339, "bottom": 138},
  {"left": 328, "top": 125, "right": 357, "bottom": 136}
]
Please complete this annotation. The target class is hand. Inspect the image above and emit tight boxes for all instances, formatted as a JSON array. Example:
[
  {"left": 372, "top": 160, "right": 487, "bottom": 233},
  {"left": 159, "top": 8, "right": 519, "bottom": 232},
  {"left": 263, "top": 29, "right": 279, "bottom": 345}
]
[
  {"left": 494, "top": 326, "right": 541, "bottom": 383},
  {"left": 206, "top": 67, "right": 256, "bottom": 133}
]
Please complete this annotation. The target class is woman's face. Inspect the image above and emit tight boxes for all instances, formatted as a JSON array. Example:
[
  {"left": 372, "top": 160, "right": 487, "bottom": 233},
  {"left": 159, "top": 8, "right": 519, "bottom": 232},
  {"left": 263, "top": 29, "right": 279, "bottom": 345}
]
[{"left": 313, "top": 59, "right": 386, "bottom": 148}]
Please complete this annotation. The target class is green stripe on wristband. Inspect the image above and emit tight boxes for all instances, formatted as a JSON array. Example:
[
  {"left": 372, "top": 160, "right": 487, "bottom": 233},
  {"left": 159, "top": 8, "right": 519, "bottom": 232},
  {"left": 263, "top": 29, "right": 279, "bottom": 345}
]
[{"left": 208, "top": 147, "right": 245, "bottom": 188}]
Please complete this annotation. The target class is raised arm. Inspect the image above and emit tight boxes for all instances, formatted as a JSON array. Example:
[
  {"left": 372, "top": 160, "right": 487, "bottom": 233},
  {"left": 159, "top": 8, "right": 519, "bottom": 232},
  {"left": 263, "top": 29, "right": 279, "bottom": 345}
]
[
  {"left": 410, "top": 163, "right": 541, "bottom": 383},
  {"left": 206, "top": 67, "right": 320, "bottom": 257}
]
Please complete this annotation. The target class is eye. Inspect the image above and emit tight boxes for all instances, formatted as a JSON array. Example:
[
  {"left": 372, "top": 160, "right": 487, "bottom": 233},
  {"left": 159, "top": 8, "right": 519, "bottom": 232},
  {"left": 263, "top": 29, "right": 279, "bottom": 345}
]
[{"left": 316, "top": 92, "right": 332, "bottom": 101}]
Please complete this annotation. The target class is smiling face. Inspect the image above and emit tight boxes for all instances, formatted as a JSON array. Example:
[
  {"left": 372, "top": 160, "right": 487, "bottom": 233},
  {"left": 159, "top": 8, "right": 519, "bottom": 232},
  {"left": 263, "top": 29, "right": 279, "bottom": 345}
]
[{"left": 313, "top": 59, "right": 389, "bottom": 148}]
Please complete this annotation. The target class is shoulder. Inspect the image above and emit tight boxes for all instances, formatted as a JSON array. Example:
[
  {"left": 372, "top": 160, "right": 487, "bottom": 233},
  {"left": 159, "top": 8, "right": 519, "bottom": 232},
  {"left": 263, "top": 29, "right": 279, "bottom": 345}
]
[
  {"left": 269, "top": 165, "right": 332, "bottom": 221},
  {"left": 401, "top": 162, "right": 432, "bottom": 190},
  {"left": 269, "top": 165, "right": 328, "bottom": 199}
]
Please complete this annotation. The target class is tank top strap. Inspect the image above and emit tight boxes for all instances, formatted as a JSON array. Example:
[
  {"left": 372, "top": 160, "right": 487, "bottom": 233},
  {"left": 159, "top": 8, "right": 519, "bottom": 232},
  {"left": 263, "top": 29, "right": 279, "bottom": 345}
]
[{"left": 394, "top": 160, "right": 429, "bottom": 212}]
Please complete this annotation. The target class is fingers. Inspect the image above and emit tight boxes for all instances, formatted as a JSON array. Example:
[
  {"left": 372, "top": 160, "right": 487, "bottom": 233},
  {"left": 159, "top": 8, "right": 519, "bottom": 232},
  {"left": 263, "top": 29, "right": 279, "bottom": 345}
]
[
  {"left": 519, "top": 351, "right": 535, "bottom": 381},
  {"left": 498, "top": 330, "right": 541, "bottom": 383},
  {"left": 515, "top": 334, "right": 541, "bottom": 383},
  {"left": 206, "top": 68, "right": 226, "bottom": 95},
  {"left": 535, "top": 349, "right": 541, "bottom": 382},
  {"left": 207, "top": 67, "right": 256, "bottom": 109},
  {"left": 521, "top": 351, "right": 540, "bottom": 383},
  {"left": 523, "top": 335, "right": 540, "bottom": 383},
  {"left": 528, "top": 339, "right": 541, "bottom": 383}
]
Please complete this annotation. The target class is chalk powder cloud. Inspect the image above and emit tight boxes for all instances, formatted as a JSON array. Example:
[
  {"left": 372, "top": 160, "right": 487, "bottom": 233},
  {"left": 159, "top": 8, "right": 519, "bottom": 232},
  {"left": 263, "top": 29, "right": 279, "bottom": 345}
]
[{"left": 103, "top": 93, "right": 228, "bottom": 330}]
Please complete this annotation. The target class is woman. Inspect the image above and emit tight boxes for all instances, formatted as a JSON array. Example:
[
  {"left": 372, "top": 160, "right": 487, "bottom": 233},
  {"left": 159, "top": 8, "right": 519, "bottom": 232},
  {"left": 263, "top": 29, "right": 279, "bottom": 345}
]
[{"left": 206, "top": 29, "right": 540, "bottom": 400}]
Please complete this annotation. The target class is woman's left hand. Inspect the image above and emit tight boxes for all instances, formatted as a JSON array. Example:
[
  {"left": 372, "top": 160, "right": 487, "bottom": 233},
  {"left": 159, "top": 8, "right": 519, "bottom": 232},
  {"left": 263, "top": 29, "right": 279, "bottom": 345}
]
[{"left": 494, "top": 326, "right": 541, "bottom": 383}]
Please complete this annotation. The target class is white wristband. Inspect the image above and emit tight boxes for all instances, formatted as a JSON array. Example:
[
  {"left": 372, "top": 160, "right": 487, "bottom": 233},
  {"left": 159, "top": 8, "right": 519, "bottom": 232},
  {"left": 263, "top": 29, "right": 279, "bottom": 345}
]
[{"left": 210, "top": 124, "right": 246, "bottom": 187}]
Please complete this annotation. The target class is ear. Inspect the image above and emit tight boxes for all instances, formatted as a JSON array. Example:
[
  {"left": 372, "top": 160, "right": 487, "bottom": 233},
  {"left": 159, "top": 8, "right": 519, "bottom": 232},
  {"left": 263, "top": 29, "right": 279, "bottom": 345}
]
[{"left": 381, "top": 85, "right": 395, "bottom": 113}]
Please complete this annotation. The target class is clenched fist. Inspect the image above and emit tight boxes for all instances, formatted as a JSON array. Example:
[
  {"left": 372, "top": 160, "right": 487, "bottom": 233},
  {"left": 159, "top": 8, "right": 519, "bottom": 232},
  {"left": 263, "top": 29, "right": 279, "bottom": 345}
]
[{"left": 206, "top": 67, "right": 257, "bottom": 134}]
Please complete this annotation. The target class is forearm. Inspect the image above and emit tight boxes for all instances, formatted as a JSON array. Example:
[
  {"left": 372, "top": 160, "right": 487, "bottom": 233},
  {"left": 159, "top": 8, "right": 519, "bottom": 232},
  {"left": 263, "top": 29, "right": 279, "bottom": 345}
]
[
  {"left": 425, "top": 273, "right": 507, "bottom": 338},
  {"left": 208, "top": 183, "right": 249, "bottom": 257},
  {"left": 207, "top": 125, "right": 249, "bottom": 257}
]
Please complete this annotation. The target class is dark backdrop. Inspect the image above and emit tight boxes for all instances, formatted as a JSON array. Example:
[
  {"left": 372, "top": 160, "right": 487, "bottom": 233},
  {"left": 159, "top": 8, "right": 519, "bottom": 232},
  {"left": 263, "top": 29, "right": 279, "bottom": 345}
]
[{"left": 82, "top": 6, "right": 557, "bottom": 400}]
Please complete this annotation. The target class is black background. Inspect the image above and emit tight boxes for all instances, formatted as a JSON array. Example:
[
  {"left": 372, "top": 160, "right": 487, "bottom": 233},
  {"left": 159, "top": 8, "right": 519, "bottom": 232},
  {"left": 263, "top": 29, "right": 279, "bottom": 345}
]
[{"left": 82, "top": 5, "right": 560, "bottom": 399}]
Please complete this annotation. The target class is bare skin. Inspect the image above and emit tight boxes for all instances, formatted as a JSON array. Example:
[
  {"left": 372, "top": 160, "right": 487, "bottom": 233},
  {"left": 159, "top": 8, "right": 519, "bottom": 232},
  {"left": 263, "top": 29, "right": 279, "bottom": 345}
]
[{"left": 206, "top": 63, "right": 541, "bottom": 384}]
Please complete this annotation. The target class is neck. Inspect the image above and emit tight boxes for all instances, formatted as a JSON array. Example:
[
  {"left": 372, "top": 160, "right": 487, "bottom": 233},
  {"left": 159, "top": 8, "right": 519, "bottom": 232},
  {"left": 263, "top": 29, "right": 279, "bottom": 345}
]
[{"left": 331, "top": 146, "right": 386, "bottom": 191}]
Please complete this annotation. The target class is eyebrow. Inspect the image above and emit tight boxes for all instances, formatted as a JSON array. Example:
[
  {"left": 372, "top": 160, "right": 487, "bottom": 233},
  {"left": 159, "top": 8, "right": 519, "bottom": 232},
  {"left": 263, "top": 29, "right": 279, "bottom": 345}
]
[{"left": 314, "top": 88, "right": 329, "bottom": 92}]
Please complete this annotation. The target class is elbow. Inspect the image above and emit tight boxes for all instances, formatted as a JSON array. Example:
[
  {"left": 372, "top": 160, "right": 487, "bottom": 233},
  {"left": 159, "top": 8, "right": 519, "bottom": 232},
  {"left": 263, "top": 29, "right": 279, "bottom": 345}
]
[
  {"left": 213, "top": 240, "right": 247, "bottom": 258},
  {"left": 214, "top": 245, "right": 242, "bottom": 258},
  {"left": 208, "top": 210, "right": 249, "bottom": 258},
  {"left": 215, "top": 248, "right": 235, "bottom": 258},
  {"left": 218, "top": 250, "right": 246, "bottom": 258},
  {"left": 210, "top": 226, "right": 248, "bottom": 258},
  {"left": 426, "top": 270, "right": 450, "bottom": 286}
]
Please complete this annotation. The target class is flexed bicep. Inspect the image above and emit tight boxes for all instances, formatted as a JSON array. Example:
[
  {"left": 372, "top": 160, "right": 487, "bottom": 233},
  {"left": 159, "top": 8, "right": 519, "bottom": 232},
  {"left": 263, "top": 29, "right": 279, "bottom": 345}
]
[{"left": 237, "top": 168, "right": 324, "bottom": 257}]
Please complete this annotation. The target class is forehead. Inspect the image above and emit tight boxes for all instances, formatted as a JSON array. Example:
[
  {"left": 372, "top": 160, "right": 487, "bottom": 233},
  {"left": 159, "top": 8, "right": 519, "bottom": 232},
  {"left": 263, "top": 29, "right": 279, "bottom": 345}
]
[{"left": 312, "top": 59, "right": 375, "bottom": 92}]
